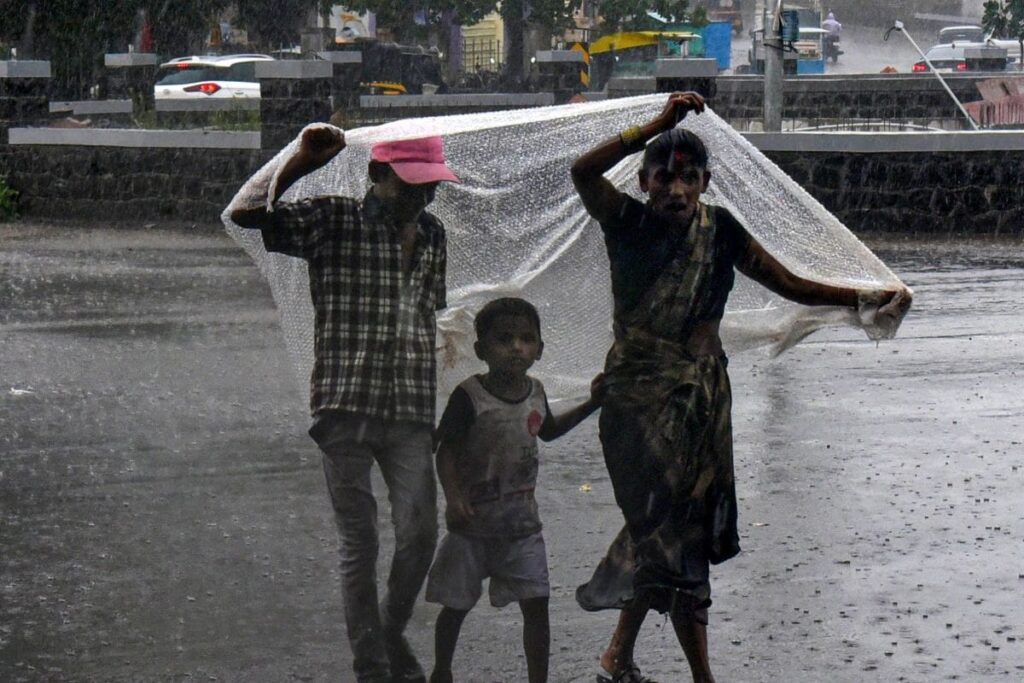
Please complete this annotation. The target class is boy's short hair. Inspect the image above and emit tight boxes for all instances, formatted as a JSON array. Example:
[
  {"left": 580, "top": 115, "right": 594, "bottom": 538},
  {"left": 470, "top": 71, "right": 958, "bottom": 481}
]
[
  {"left": 642, "top": 129, "right": 709, "bottom": 176},
  {"left": 474, "top": 298, "right": 542, "bottom": 340}
]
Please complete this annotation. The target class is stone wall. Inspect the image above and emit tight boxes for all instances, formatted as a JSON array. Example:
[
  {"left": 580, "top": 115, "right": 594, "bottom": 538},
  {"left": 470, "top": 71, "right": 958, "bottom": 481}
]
[
  {"left": 49, "top": 99, "right": 135, "bottom": 128},
  {"left": 154, "top": 98, "right": 261, "bottom": 130},
  {"left": 0, "top": 78, "right": 50, "bottom": 143},
  {"left": 747, "top": 132, "right": 1024, "bottom": 234},
  {"left": 103, "top": 54, "right": 158, "bottom": 113},
  {"left": 3, "top": 59, "right": 1024, "bottom": 232},
  {"left": 257, "top": 61, "right": 333, "bottom": 151},
  {"left": 0, "top": 135, "right": 268, "bottom": 222},
  {"left": 5, "top": 126, "right": 1022, "bottom": 233},
  {"left": 610, "top": 74, "right": 1022, "bottom": 127},
  {"left": 0, "top": 61, "right": 51, "bottom": 144},
  {"left": 712, "top": 75, "right": 993, "bottom": 125},
  {"left": 347, "top": 93, "right": 556, "bottom": 127}
]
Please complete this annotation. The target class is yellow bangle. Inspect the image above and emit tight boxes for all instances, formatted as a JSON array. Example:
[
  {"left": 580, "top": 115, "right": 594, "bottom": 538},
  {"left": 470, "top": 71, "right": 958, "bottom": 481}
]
[{"left": 619, "top": 125, "right": 645, "bottom": 152}]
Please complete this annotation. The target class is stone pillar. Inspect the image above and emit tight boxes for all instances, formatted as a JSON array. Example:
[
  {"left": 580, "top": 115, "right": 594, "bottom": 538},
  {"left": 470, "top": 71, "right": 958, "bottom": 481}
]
[
  {"left": 654, "top": 58, "right": 718, "bottom": 103},
  {"left": 0, "top": 60, "right": 51, "bottom": 144},
  {"left": 534, "top": 50, "right": 586, "bottom": 103},
  {"left": 301, "top": 27, "right": 336, "bottom": 54},
  {"left": 318, "top": 50, "right": 363, "bottom": 119},
  {"left": 256, "top": 60, "right": 333, "bottom": 151},
  {"left": 104, "top": 53, "right": 158, "bottom": 115}
]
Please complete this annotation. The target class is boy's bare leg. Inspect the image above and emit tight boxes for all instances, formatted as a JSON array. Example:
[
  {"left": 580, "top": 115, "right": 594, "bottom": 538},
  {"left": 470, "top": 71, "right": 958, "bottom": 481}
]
[
  {"left": 520, "top": 597, "right": 550, "bottom": 683},
  {"left": 430, "top": 607, "right": 468, "bottom": 683},
  {"left": 670, "top": 611, "right": 715, "bottom": 683},
  {"left": 600, "top": 595, "right": 650, "bottom": 675}
]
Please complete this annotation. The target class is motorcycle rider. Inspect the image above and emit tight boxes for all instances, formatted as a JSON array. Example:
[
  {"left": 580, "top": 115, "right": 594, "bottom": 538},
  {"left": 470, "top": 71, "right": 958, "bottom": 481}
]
[{"left": 821, "top": 11, "right": 842, "bottom": 64}]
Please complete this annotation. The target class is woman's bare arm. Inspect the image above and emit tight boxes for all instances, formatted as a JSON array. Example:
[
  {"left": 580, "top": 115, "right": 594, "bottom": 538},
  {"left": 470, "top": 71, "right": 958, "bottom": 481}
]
[
  {"left": 738, "top": 238, "right": 912, "bottom": 311},
  {"left": 570, "top": 92, "right": 705, "bottom": 224}
]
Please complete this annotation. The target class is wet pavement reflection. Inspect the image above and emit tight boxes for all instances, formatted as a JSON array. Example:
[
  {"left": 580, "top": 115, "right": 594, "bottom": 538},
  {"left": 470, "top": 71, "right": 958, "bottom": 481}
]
[{"left": 2, "top": 224, "right": 1022, "bottom": 681}]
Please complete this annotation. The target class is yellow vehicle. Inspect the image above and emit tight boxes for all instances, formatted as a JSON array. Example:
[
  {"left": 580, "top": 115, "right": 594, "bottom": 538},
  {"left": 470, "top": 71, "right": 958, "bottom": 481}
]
[
  {"left": 589, "top": 30, "right": 698, "bottom": 58},
  {"left": 589, "top": 31, "right": 699, "bottom": 88},
  {"left": 360, "top": 81, "right": 406, "bottom": 95}
]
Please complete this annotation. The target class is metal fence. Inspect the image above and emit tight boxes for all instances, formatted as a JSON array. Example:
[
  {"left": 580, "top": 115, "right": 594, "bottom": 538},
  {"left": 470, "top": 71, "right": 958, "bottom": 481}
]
[
  {"left": 461, "top": 38, "right": 503, "bottom": 73},
  {"left": 725, "top": 116, "right": 976, "bottom": 132}
]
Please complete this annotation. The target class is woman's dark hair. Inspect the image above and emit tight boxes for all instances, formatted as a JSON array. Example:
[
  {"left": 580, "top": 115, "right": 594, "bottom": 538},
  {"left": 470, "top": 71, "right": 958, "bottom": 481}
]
[
  {"left": 641, "top": 128, "right": 709, "bottom": 175},
  {"left": 474, "top": 298, "right": 542, "bottom": 340}
]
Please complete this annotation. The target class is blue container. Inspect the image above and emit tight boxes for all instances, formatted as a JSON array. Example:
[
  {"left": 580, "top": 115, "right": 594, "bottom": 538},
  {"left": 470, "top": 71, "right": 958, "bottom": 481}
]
[
  {"left": 781, "top": 10, "right": 800, "bottom": 42},
  {"left": 700, "top": 21, "right": 732, "bottom": 70},
  {"left": 797, "top": 58, "right": 825, "bottom": 75}
]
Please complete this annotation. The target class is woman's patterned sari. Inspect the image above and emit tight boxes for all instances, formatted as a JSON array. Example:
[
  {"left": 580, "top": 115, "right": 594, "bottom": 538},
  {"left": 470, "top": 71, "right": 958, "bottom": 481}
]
[{"left": 577, "top": 203, "right": 741, "bottom": 617}]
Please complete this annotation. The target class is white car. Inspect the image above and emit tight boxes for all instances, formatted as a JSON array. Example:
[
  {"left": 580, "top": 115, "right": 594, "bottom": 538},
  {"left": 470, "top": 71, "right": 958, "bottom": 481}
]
[
  {"left": 154, "top": 54, "right": 274, "bottom": 100},
  {"left": 937, "top": 25, "right": 984, "bottom": 44},
  {"left": 912, "top": 42, "right": 1017, "bottom": 73}
]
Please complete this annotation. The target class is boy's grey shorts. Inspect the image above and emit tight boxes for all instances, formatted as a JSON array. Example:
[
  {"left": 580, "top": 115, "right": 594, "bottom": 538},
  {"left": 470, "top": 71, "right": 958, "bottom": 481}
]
[{"left": 426, "top": 530, "right": 549, "bottom": 610}]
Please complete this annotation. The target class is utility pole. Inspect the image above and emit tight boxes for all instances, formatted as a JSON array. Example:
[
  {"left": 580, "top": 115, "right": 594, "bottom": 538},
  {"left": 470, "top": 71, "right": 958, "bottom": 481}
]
[
  {"left": 886, "top": 20, "right": 980, "bottom": 131},
  {"left": 763, "top": 0, "right": 784, "bottom": 131}
]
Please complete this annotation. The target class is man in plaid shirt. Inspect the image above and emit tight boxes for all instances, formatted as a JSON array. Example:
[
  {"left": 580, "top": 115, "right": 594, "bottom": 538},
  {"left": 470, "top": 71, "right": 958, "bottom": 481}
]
[{"left": 231, "top": 125, "right": 460, "bottom": 683}]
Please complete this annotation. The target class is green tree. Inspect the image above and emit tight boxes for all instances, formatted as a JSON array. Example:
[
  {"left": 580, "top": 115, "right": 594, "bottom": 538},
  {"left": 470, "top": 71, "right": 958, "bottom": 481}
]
[
  {"left": 595, "top": 0, "right": 692, "bottom": 34},
  {"left": 340, "top": 0, "right": 494, "bottom": 44},
  {"left": 236, "top": 0, "right": 329, "bottom": 50},
  {"left": 0, "top": 0, "right": 228, "bottom": 97},
  {"left": 983, "top": 0, "right": 1024, "bottom": 71},
  {"left": 502, "top": 0, "right": 582, "bottom": 83},
  {"left": 344, "top": 0, "right": 580, "bottom": 82},
  {"left": 147, "top": 0, "right": 231, "bottom": 56},
  {"left": 0, "top": 1, "right": 140, "bottom": 98}
]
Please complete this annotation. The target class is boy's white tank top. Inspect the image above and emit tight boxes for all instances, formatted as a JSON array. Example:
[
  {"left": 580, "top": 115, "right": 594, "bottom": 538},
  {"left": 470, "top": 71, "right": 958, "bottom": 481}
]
[{"left": 457, "top": 375, "right": 548, "bottom": 539}]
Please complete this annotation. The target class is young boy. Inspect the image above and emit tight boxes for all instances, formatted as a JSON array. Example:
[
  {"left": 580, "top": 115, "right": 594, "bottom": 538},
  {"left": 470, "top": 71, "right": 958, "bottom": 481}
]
[{"left": 426, "top": 297, "right": 603, "bottom": 683}]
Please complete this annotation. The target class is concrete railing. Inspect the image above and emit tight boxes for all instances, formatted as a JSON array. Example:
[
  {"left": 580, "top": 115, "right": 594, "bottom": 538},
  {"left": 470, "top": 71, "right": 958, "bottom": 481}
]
[
  {"left": 744, "top": 129, "right": 1024, "bottom": 152},
  {"left": 360, "top": 93, "right": 557, "bottom": 108},
  {"left": 255, "top": 60, "right": 332, "bottom": 80},
  {"left": 50, "top": 100, "right": 134, "bottom": 115},
  {"left": 8, "top": 127, "right": 260, "bottom": 149},
  {"left": 104, "top": 53, "right": 159, "bottom": 68},
  {"left": 746, "top": 130, "right": 1024, "bottom": 234},
  {"left": 154, "top": 98, "right": 260, "bottom": 112},
  {"left": 0, "top": 61, "right": 51, "bottom": 78}
]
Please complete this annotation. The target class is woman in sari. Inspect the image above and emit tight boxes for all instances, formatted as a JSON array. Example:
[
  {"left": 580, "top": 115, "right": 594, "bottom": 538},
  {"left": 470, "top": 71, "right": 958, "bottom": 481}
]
[{"left": 570, "top": 92, "right": 911, "bottom": 683}]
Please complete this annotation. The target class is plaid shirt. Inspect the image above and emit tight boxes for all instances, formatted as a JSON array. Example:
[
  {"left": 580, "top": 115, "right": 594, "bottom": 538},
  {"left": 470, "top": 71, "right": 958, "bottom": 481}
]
[{"left": 262, "top": 191, "right": 446, "bottom": 425}]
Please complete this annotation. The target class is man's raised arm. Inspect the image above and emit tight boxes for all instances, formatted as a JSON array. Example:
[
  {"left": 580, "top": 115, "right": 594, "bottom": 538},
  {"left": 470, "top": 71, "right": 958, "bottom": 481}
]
[
  {"left": 230, "top": 125, "right": 346, "bottom": 231},
  {"left": 570, "top": 92, "right": 705, "bottom": 224}
]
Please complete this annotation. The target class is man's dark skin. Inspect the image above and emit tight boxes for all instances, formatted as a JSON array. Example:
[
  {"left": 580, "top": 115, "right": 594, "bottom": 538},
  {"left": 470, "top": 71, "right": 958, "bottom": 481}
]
[
  {"left": 231, "top": 125, "right": 446, "bottom": 683},
  {"left": 231, "top": 125, "right": 440, "bottom": 275}
]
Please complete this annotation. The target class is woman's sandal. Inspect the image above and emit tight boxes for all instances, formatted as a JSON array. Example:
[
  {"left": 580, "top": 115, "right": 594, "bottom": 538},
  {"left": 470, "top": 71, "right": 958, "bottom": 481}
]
[{"left": 596, "top": 664, "right": 659, "bottom": 683}]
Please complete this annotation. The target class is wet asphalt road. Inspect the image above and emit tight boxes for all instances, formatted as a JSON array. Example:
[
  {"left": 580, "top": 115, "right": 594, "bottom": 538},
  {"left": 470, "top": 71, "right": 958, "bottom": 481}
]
[
  {"left": 730, "top": 24, "right": 923, "bottom": 76},
  {"left": 1, "top": 222, "right": 1023, "bottom": 682}
]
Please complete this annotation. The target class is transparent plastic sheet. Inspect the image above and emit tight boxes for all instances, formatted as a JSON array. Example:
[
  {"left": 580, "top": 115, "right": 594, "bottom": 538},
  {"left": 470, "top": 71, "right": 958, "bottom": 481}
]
[{"left": 223, "top": 95, "right": 907, "bottom": 405}]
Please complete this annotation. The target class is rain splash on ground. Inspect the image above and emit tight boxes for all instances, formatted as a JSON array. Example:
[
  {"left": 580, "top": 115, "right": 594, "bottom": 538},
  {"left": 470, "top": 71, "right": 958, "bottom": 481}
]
[{"left": 2, "top": 222, "right": 1022, "bottom": 681}]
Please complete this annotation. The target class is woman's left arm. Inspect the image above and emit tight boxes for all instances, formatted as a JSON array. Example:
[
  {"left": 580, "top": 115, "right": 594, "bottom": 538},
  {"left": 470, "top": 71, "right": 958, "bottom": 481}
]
[{"left": 737, "top": 238, "right": 862, "bottom": 308}]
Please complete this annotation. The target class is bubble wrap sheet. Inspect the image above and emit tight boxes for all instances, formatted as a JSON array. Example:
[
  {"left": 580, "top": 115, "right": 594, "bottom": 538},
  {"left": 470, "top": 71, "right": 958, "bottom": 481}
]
[{"left": 223, "top": 94, "right": 907, "bottom": 403}]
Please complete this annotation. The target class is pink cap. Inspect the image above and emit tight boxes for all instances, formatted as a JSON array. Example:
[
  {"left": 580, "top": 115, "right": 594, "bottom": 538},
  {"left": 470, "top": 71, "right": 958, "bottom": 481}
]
[{"left": 370, "top": 136, "right": 461, "bottom": 185}]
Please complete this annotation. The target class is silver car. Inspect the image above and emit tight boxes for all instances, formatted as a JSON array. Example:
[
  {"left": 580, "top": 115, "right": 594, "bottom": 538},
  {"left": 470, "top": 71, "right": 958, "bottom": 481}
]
[{"left": 912, "top": 43, "right": 1009, "bottom": 73}]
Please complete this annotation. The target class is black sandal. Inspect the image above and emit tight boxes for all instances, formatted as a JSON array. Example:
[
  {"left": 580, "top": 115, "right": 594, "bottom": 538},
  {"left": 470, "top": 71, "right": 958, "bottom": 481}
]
[{"left": 596, "top": 664, "right": 659, "bottom": 683}]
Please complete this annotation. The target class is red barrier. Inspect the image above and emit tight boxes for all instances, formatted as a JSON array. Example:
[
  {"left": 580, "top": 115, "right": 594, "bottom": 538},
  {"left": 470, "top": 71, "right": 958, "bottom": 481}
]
[{"left": 965, "top": 94, "right": 1024, "bottom": 126}]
